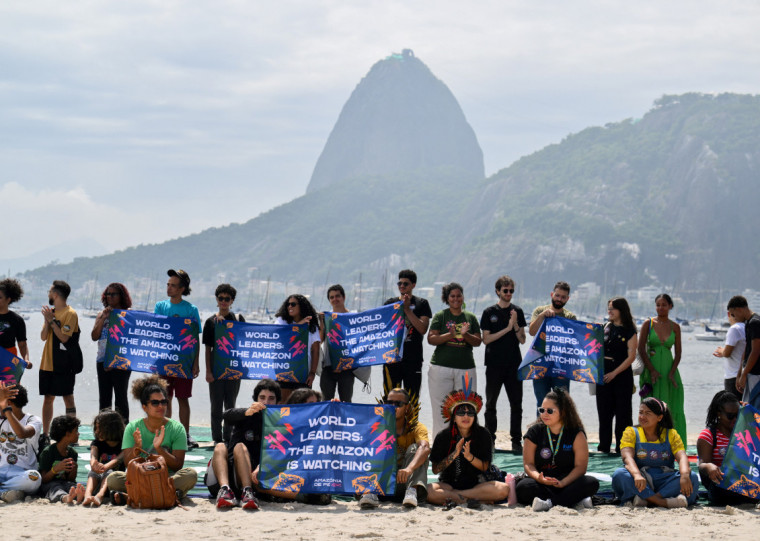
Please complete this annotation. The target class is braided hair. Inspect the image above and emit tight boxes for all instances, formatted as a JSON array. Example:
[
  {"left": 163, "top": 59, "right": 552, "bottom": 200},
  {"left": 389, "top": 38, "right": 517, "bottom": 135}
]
[{"left": 705, "top": 390, "right": 740, "bottom": 431}]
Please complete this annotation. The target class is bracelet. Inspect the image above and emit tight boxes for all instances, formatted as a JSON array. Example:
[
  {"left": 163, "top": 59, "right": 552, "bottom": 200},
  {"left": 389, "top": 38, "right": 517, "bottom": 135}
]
[
  {"left": 2, "top": 406, "right": 12, "bottom": 414},
  {"left": 467, "top": 455, "right": 474, "bottom": 463},
  {"left": 309, "top": 371, "right": 316, "bottom": 376}
]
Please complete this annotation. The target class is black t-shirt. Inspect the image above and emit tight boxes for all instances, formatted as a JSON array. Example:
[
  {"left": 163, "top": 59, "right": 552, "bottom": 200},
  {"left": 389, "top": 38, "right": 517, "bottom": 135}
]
[
  {"left": 603, "top": 323, "right": 636, "bottom": 372},
  {"left": 524, "top": 423, "right": 582, "bottom": 480},
  {"left": 202, "top": 312, "right": 245, "bottom": 358},
  {"left": 480, "top": 304, "right": 526, "bottom": 366},
  {"left": 745, "top": 313, "right": 760, "bottom": 375},
  {"left": 384, "top": 295, "right": 432, "bottom": 365},
  {"left": 0, "top": 311, "right": 27, "bottom": 350},
  {"left": 224, "top": 408, "right": 263, "bottom": 467},
  {"left": 92, "top": 439, "right": 124, "bottom": 471},
  {"left": 429, "top": 425, "right": 493, "bottom": 490}
]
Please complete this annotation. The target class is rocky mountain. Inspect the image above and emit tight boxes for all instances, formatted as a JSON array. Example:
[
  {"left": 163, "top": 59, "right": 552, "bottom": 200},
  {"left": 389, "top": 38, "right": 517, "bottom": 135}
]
[
  {"left": 307, "top": 49, "right": 484, "bottom": 193},
  {"left": 21, "top": 77, "right": 760, "bottom": 301}
]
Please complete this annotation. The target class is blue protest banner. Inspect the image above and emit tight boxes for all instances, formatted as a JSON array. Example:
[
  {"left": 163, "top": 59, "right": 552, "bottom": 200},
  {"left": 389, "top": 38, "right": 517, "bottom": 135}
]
[
  {"left": 718, "top": 404, "right": 760, "bottom": 498},
  {"left": 212, "top": 320, "right": 309, "bottom": 383},
  {"left": 0, "top": 347, "right": 25, "bottom": 384},
  {"left": 259, "top": 401, "right": 397, "bottom": 495},
  {"left": 518, "top": 317, "right": 605, "bottom": 384},
  {"left": 103, "top": 310, "right": 199, "bottom": 378},
  {"left": 323, "top": 304, "right": 405, "bottom": 372}
]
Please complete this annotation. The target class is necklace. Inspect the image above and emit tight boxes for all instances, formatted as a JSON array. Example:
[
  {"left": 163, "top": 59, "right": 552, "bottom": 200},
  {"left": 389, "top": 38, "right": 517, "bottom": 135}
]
[{"left": 546, "top": 426, "right": 564, "bottom": 465}]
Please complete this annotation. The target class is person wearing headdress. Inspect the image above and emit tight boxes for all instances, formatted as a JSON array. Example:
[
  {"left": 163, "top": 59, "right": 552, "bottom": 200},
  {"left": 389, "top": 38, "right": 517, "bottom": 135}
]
[
  {"left": 611, "top": 396, "right": 699, "bottom": 508},
  {"left": 516, "top": 387, "right": 599, "bottom": 511},
  {"left": 359, "top": 388, "right": 430, "bottom": 509},
  {"left": 426, "top": 375, "right": 514, "bottom": 508}
]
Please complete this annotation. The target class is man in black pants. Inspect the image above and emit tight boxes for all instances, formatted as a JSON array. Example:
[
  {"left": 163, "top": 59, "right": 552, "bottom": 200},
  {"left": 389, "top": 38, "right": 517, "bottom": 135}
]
[
  {"left": 480, "top": 275, "right": 526, "bottom": 451},
  {"left": 383, "top": 269, "right": 431, "bottom": 400}
]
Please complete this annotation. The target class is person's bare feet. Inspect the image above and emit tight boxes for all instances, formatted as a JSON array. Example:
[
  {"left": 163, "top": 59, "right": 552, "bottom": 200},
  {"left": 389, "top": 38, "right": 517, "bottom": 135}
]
[
  {"left": 62, "top": 486, "right": 77, "bottom": 504},
  {"left": 83, "top": 494, "right": 102, "bottom": 507},
  {"left": 75, "top": 483, "right": 86, "bottom": 504}
]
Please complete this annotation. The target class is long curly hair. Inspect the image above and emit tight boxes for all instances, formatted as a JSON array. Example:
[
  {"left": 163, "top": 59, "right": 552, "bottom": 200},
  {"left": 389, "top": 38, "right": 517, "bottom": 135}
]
[
  {"left": 100, "top": 282, "right": 133, "bottom": 309},
  {"left": 705, "top": 390, "right": 740, "bottom": 431},
  {"left": 0, "top": 278, "right": 23, "bottom": 304},
  {"left": 275, "top": 294, "right": 319, "bottom": 333},
  {"left": 532, "top": 387, "right": 585, "bottom": 433},
  {"left": 92, "top": 408, "right": 126, "bottom": 442},
  {"left": 131, "top": 375, "right": 168, "bottom": 404}
]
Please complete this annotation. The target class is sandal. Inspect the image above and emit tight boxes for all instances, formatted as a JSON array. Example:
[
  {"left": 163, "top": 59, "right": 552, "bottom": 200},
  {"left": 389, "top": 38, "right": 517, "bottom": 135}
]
[
  {"left": 111, "top": 491, "right": 127, "bottom": 506},
  {"left": 443, "top": 498, "right": 458, "bottom": 511}
]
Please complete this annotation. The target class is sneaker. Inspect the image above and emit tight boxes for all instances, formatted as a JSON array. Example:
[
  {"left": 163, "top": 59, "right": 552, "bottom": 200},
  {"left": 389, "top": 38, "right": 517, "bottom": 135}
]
[
  {"left": 580, "top": 496, "right": 593, "bottom": 509},
  {"left": 187, "top": 435, "right": 200, "bottom": 450},
  {"left": 633, "top": 495, "right": 648, "bottom": 508},
  {"left": 665, "top": 495, "right": 688, "bottom": 509},
  {"left": 402, "top": 486, "right": 418, "bottom": 508},
  {"left": 0, "top": 490, "right": 24, "bottom": 503},
  {"left": 216, "top": 485, "right": 237, "bottom": 508},
  {"left": 240, "top": 487, "right": 259, "bottom": 510},
  {"left": 532, "top": 497, "right": 553, "bottom": 512},
  {"left": 359, "top": 493, "right": 380, "bottom": 509}
]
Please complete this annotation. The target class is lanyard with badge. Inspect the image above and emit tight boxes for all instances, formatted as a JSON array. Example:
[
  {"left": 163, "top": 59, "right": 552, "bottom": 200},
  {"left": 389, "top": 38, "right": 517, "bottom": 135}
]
[{"left": 546, "top": 426, "right": 564, "bottom": 465}]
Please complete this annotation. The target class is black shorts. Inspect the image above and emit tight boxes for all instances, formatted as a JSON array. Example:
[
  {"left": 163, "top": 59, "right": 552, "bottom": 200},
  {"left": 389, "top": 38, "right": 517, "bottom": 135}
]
[
  {"left": 204, "top": 457, "right": 240, "bottom": 497},
  {"left": 39, "top": 370, "right": 75, "bottom": 397}
]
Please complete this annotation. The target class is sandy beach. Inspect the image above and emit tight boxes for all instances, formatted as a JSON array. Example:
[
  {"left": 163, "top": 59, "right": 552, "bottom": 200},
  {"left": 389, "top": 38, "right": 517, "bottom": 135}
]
[{"left": 4, "top": 492, "right": 758, "bottom": 541}]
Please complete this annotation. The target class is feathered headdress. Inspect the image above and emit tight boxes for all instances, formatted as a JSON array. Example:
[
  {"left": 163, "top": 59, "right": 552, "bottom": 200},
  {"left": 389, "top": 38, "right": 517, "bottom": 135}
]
[{"left": 441, "top": 373, "right": 483, "bottom": 422}]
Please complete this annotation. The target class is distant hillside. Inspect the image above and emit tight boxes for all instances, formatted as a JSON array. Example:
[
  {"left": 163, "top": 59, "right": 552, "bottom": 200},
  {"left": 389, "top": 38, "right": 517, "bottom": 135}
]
[
  {"left": 307, "top": 49, "right": 484, "bottom": 193},
  {"left": 23, "top": 92, "right": 760, "bottom": 298}
]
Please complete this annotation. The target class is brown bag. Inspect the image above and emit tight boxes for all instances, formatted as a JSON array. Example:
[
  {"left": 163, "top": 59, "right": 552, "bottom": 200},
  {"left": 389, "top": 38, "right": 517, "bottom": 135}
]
[{"left": 125, "top": 447, "right": 177, "bottom": 509}]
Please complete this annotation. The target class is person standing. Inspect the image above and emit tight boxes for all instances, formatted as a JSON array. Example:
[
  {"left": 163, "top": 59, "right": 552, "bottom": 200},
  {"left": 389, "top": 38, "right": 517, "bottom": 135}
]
[
  {"left": 729, "top": 296, "right": 760, "bottom": 409},
  {"left": 479, "top": 275, "right": 526, "bottom": 451},
  {"left": 273, "top": 294, "right": 320, "bottom": 403},
  {"left": 713, "top": 311, "right": 745, "bottom": 400},
  {"left": 318, "top": 285, "right": 356, "bottom": 401},
  {"left": 154, "top": 269, "right": 201, "bottom": 449},
  {"left": 383, "top": 270, "right": 432, "bottom": 399},
  {"left": 427, "top": 283, "right": 482, "bottom": 436},
  {"left": 637, "top": 293, "right": 686, "bottom": 445},
  {"left": 528, "top": 281, "right": 576, "bottom": 408},
  {"left": 596, "top": 297, "right": 637, "bottom": 454},
  {"left": 203, "top": 283, "right": 245, "bottom": 445},
  {"left": 39, "top": 280, "right": 79, "bottom": 436},
  {"left": 0, "top": 278, "right": 31, "bottom": 370},
  {"left": 91, "top": 283, "right": 133, "bottom": 422}
]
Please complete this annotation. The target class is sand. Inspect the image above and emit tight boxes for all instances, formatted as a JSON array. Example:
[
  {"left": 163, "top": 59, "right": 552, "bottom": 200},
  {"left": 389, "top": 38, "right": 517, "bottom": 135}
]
[{"left": 4, "top": 494, "right": 758, "bottom": 541}]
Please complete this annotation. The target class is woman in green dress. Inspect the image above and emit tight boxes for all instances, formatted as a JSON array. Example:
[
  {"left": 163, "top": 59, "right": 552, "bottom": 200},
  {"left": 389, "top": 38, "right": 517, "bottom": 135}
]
[{"left": 637, "top": 293, "right": 687, "bottom": 445}]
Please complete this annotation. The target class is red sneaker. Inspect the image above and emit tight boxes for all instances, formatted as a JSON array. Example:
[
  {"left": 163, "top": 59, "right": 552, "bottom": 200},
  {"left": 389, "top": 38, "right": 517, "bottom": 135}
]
[
  {"left": 240, "top": 487, "right": 259, "bottom": 510},
  {"left": 215, "top": 485, "right": 237, "bottom": 508}
]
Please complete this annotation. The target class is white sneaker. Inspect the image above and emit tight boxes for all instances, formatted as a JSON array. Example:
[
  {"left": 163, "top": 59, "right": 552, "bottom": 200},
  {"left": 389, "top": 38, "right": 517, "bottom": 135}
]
[
  {"left": 580, "top": 496, "right": 593, "bottom": 509},
  {"left": 359, "top": 493, "right": 380, "bottom": 509},
  {"left": 665, "top": 494, "right": 688, "bottom": 509},
  {"left": 402, "top": 487, "right": 418, "bottom": 508},
  {"left": 532, "top": 497, "right": 552, "bottom": 512},
  {"left": 0, "top": 490, "right": 24, "bottom": 503}
]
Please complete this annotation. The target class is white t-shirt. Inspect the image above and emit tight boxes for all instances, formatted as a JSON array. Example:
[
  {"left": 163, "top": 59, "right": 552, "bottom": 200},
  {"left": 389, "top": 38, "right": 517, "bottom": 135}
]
[
  {"left": 0, "top": 413, "right": 42, "bottom": 470},
  {"left": 724, "top": 322, "right": 746, "bottom": 379},
  {"left": 275, "top": 317, "right": 320, "bottom": 364}
]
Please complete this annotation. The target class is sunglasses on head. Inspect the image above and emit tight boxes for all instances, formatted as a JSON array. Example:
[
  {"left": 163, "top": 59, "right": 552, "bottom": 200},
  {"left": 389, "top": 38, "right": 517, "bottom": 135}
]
[
  {"left": 538, "top": 407, "right": 557, "bottom": 415},
  {"left": 217, "top": 296, "right": 232, "bottom": 302},
  {"left": 384, "top": 399, "right": 407, "bottom": 407},
  {"left": 455, "top": 409, "right": 476, "bottom": 417},
  {"left": 287, "top": 301, "right": 298, "bottom": 307},
  {"left": 148, "top": 399, "right": 169, "bottom": 407}
]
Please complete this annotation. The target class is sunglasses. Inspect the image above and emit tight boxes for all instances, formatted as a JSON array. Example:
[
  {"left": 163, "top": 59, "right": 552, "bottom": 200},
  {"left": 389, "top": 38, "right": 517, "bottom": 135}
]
[
  {"left": 287, "top": 301, "right": 298, "bottom": 307},
  {"left": 722, "top": 411, "right": 738, "bottom": 420},
  {"left": 501, "top": 288, "right": 514, "bottom": 294},
  {"left": 104, "top": 292, "right": 120, "bottom": 297},
  {"left": 538, "top": 407, "right": 557, "bottom": 415},
  {"left": 397, "top": 281, "right": 412, "bottom": 287},
  {"left": 217, "top": 296, "right": 232, "bottom": 302},
  {"left": 148, "top": 399, "right": 169, "bottom": 407},
  {"left": 455, "top": 409, "right": 476, "bottom": 417},
  {"left": 384, "top": 399, "right": 407, "bottom": 407}
]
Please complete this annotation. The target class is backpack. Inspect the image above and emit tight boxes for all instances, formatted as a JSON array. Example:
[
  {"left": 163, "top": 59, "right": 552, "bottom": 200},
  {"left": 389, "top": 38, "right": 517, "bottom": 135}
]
[
  {"left": 125, "top": 447, "right": 177, "bottom": 509},
  {"left": 52, "top": 329, "right": 84, "bottom": 374}
]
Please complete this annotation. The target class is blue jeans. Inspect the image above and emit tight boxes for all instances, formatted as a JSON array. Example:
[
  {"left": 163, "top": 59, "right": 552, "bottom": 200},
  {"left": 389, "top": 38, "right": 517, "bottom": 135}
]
[
  {"left": 611, "top": 467, "right": 699, "bottom": 505},
  {"left": 0, "top": 465, "right": 42, "bottom": 494},
  {"left": 532, "top": 377, "right": 570, "bottom": 412}
]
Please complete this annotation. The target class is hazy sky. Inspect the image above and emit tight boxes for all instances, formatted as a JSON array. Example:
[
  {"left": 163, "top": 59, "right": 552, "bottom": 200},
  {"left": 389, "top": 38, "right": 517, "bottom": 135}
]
[{"left": 3, "top": 1, "right": 760, "bottom": 262}]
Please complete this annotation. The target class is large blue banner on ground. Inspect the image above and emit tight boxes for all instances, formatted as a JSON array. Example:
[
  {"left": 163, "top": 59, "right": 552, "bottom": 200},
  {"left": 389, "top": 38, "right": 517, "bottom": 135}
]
[
  {"left": 212, "top": 321, "right": 309, "bottom": 383},
  {"left": 518, "top": 317, "right": 605, "bottom": 384},
  {"left": 323, "top": 304, "right": 405, "bottom": 372},
  {"left": 259, "top": 402, "right": 397, "bottom": 495},
  {"left": 103, "top": 310, "right": 199, "bottom": 378},
  {"left": 718, "top": 404, "right": 760, "bottom": 498},
  {"left": 0, "top": 347, "right": 25, "bottom": 384}
]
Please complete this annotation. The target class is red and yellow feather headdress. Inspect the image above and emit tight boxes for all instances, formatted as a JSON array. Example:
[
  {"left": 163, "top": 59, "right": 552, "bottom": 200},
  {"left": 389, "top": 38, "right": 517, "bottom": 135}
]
[{"left": 441, "top": 373, "right": 483, "bottom": 422}]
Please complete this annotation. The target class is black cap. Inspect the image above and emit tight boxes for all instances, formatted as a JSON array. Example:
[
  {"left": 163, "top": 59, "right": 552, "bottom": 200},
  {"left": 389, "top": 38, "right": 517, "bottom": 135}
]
[{"left": 167, "top": 269, "right": 191, "bottom": 290}]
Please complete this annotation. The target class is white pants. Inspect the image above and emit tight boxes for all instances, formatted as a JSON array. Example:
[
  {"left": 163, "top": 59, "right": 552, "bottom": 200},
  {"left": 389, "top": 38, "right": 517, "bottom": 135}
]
[{"left": 427, "top": 364, "right": 478, "bottom": 436}]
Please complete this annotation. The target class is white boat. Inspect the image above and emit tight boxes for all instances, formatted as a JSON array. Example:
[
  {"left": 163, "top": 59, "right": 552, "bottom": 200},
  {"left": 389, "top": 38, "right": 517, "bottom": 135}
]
[{"left": 694, "top": 324, "right": 727, "bottom": 342}]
